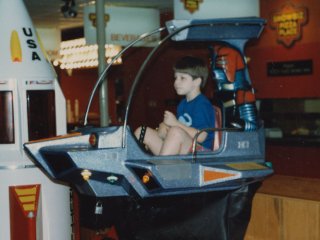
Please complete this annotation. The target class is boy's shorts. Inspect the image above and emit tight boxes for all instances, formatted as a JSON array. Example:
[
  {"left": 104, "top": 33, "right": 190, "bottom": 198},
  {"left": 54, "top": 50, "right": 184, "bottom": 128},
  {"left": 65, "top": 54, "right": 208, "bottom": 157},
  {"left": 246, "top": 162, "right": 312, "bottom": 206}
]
[{"left": 188, "top": 143, "right": 211, "bottom": 153}]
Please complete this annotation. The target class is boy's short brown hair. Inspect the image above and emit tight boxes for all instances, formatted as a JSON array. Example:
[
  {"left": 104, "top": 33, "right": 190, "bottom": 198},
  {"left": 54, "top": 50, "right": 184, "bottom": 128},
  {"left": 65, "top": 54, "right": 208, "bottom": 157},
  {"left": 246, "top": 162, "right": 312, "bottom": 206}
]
[{"left": 174, "top": 56, "right": 209, "bottom": 88}]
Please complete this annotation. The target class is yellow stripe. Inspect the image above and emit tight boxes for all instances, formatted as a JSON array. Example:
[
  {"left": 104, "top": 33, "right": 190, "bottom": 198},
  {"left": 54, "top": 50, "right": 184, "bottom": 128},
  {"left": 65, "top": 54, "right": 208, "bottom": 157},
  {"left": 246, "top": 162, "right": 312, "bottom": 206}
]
[
  {"left": 10, "top": 30, "right": 22, "bottom": 62},
  {"left": 15, "top": 187, "right": 37, "bottom": 196},
  {"left": 19, "top": 195, "right": 36, "bottom": 203},
  {"left": 22, "top": 203, "right": 35, "bottom": 211},
  {"left": 227, "top": 162, "right": 267, "bottom": 171}
]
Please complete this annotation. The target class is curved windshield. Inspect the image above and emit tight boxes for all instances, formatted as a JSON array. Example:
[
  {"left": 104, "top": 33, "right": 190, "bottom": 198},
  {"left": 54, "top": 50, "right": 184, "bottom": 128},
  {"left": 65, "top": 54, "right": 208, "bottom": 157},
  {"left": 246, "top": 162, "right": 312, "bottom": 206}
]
[{"left": 0, "top": 91, "right": 14, "bottom": 143}]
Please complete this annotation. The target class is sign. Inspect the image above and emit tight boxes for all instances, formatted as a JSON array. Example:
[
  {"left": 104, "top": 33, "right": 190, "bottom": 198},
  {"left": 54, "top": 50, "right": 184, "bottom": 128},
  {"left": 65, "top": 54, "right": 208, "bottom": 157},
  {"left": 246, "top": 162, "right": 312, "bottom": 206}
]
[
  {"left": 180, "top": 0, "right": 203, "bottom": 13},
  {"left": 270, "top": 2, "right": 308, "bottom": 48},
  {"left": 267, "top": 59, "right": 312, "bottom": 76},
  {"left": 84, "top": 5, "right": 160, "bottom": 47}
]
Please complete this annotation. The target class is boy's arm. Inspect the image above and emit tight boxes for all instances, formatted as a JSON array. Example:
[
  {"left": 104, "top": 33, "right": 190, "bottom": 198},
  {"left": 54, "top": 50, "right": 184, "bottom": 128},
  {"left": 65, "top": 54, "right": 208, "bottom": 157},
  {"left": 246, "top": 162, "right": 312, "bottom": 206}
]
[
  {"left": 177, "top": 121, "right": 208, "bottom": 143},
  {"left": 163, "top": 111, "right": 208, "bottom": 143}
]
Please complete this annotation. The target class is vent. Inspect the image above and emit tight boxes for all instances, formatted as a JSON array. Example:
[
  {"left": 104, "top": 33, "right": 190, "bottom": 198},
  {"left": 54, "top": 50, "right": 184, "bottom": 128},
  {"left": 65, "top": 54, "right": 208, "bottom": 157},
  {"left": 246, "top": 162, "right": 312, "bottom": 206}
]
[{"left": 42, "top": 152, "right": 75, "bottom": 175}]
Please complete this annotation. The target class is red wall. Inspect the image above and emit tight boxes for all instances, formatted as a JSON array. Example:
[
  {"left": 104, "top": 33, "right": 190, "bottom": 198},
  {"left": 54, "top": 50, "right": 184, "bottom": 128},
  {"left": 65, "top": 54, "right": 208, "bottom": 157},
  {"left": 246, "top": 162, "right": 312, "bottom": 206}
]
[
  {"left": 246, "top": 0, "right": 320, "bottom": 179},
  {"left": 266, "top": 144, "right": 320, "bottom": 178},
  {"left": 247, "top": 0, "right": 320, "bottom": 98},
  {"left": 58, "top": 65, "right": 125, "bottom": 126}
]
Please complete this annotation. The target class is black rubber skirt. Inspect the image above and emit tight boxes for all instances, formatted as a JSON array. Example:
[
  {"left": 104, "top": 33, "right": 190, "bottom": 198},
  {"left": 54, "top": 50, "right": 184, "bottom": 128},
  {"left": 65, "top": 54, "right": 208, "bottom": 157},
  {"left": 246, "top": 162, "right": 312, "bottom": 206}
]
[{"left": 78, "top": 182, "right": 261, "bottom": 240}]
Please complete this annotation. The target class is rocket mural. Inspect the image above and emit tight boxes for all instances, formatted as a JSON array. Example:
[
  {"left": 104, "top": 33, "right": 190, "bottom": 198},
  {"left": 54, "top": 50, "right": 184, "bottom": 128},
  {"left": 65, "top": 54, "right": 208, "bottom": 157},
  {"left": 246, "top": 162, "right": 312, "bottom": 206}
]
[{"left": 0, "top": 0, "right": 71, "bottom": 239}]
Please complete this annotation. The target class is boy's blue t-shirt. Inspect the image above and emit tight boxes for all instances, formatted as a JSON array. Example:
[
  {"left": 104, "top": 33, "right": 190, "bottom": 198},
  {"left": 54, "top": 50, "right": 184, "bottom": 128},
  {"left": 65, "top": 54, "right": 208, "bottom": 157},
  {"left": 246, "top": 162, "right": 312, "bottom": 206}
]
[{"left": 177, "top": 94, "right": 215, "bottom": 149}]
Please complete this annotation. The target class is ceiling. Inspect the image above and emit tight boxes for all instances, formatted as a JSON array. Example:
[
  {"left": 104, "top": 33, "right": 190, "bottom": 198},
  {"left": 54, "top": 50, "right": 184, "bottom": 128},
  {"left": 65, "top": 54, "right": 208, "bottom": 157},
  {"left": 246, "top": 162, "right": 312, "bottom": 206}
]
[{"left": 23, "top": 0, "right": 173, "bottom": 30}]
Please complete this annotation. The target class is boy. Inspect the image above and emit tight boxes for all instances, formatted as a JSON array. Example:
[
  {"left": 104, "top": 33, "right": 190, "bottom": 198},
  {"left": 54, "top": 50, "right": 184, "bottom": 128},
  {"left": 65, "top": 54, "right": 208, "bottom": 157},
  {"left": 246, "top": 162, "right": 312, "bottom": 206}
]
[{"left": 135, "top": 56, "right": 215, "bottom": 155}]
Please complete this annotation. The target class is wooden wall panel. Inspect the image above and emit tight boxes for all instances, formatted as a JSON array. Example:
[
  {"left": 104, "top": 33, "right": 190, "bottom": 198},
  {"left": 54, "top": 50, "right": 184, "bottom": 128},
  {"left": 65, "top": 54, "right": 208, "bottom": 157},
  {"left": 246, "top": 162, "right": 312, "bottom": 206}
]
[
  {"left": 246, "top": 194, "right": 320, "bottom": 240},
  {"left": 245, "top": 194, "right": 281, "bottom": 240},
  {"left": 245, "top": 175, "right": 320, "bottom": 240}
]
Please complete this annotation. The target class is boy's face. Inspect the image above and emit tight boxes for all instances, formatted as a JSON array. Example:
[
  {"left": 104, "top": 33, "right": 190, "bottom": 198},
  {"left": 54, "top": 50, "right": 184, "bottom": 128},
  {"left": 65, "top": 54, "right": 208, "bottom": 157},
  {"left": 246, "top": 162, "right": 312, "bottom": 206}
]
[{"left": 174, "top": 72, "right": 200, "bottom": 96}]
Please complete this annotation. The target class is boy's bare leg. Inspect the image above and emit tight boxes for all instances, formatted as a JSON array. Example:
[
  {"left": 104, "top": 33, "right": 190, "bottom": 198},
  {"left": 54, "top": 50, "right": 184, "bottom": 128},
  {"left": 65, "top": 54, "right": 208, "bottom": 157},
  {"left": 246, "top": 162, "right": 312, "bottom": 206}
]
[
  {"left": 157, "top": 122, "right": 169, "bottom": 139},
  {"left": 160, "top": 126, "right": 193, "bottom": 155},
  {"left": 134, "top": 127, "right": 163, "bottom": 155}
]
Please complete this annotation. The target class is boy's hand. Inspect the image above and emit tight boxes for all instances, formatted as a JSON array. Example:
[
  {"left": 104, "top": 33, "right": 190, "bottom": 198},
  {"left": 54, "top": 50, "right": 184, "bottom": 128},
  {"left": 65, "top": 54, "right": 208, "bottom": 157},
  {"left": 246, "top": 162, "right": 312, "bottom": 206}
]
[{"left": 163, "top": 111, "right": 178, "bottom": 127}]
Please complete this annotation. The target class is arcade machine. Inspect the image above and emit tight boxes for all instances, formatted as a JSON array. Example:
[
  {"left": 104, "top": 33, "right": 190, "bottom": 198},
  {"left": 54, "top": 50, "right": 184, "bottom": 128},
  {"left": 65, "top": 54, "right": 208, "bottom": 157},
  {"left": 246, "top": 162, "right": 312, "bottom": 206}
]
[
  {"left": 0, "top": 0, "right": 71, "bottom": 239},
  {"left": 25, "top": 18, "right": 273, "bottom": 239}
]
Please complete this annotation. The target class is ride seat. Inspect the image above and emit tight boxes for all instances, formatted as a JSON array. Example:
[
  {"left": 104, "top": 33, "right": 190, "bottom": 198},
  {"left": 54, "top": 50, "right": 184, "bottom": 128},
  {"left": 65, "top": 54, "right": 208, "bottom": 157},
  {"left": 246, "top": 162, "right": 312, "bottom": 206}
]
[{"left": 213, "top": 105, "right": 222, "bottom": 151}]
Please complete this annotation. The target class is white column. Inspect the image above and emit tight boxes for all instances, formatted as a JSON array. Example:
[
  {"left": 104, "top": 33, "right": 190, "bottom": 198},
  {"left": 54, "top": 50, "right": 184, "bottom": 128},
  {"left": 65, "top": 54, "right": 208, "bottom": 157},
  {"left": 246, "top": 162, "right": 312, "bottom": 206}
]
[{"left": 174, "top": 0, "right": 260, "bottom": 19}]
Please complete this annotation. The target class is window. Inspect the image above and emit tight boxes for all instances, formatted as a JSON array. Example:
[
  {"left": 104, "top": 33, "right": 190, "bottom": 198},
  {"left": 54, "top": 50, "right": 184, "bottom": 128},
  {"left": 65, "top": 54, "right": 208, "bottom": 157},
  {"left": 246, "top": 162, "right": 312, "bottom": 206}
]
[
  {"left": 27, "top": 90, "right": 56, "bottom": 141},
  {"left": 259, "top": 98, "right": 320, "bottom": 140},
  {"left": 0, "top": 91, "right": 14, "bottom": 143}
]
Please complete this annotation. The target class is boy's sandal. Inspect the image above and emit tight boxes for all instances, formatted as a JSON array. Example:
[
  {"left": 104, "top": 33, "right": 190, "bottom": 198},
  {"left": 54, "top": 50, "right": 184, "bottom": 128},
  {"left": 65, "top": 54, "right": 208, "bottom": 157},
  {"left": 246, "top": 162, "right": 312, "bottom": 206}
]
[{"left": 138, "top": 125, "right": 147, "bottom": 144}]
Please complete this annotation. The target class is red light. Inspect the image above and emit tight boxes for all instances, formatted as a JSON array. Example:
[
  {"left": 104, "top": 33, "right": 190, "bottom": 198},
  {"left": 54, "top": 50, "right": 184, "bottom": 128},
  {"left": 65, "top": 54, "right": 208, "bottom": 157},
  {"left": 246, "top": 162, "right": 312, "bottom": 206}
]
[{"left": 89, "top": 134, "right": 97, "bottom": 146}]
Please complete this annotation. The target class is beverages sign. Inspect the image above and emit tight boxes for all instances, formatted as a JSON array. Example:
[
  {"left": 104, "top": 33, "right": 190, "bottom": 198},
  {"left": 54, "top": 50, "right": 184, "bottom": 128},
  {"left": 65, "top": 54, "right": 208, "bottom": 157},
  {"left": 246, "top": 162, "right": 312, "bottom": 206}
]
[{"left": 84, "top": 5, "right": 160, "bottom": 47}]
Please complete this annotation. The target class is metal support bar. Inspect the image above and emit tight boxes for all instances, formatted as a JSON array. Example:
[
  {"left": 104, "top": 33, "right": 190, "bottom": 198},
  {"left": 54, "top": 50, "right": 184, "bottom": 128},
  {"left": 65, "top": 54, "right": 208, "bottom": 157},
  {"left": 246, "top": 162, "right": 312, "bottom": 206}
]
[{"left": 96, "top": 0, "right": 109, "bottom": 126}]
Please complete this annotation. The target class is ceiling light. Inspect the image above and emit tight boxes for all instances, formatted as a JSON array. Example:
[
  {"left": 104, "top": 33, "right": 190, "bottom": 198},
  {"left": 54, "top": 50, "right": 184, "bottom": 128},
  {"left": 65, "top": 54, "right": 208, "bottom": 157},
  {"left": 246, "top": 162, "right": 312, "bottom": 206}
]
[{"left": 54, "top": 38, "right": 122, "bottom": 70}]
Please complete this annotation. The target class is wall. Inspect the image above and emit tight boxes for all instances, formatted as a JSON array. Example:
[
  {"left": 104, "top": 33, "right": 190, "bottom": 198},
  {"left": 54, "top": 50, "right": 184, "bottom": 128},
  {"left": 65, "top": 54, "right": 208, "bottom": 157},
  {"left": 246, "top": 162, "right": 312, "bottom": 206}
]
[
  {"left": 58, "top": 68, "right": 98, "bottom": 125},
  {"left": 247, "top": 0, "right": 320, "bottom": 98},
  {"left": 266, "top": 144, "right": 320, "bottom": 178},
  {"left": 243, "top": 0, "right": 320, "bottom": 179}
]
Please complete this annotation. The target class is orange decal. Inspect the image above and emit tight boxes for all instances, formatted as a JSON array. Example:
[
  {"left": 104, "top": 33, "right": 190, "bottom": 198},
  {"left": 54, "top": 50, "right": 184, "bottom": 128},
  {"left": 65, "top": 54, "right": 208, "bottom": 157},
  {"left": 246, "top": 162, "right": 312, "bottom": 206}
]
[
  {"left": 10, "top": 30, "right": 22, "bottom": 62},
  {"left": 204, "top": 169, "right": 237, "bottom": 183},
  {"left": 9, "top": 184, "right": 41, "bottom": 240}
]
